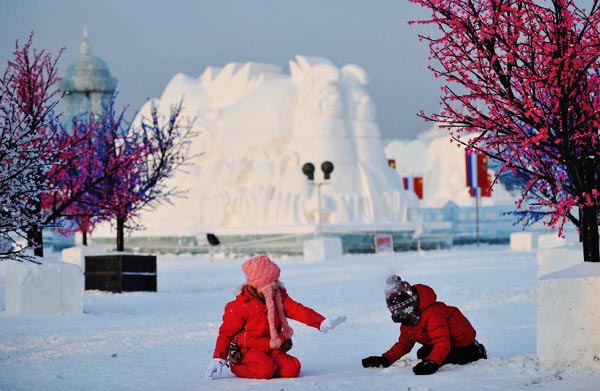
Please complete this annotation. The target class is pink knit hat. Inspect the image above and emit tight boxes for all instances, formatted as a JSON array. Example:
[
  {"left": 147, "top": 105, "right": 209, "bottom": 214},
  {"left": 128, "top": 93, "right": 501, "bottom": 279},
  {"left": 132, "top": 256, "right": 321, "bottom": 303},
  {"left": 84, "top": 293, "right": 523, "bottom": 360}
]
[
  {"left": 241, "top": 255, "right": 293, "bottom": 349},
  {"left": 242, "top": 255, "right": 281, "bottom": 289}
]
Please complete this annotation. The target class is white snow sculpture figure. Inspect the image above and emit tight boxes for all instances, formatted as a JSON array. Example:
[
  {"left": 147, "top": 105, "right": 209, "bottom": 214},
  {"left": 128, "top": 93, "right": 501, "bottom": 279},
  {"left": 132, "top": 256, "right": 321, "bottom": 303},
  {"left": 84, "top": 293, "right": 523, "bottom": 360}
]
[
  {"left": 340, "top": 63, "right": 412, "bottom": 222},
  {"left": 288, "top": 57, "right": 361, "bottom": 194},
  {"left": 128, "top": 55, "right": 414, "bottom": 236},
  {"left": 341, "top": 64, "right": 375, "bottom": 122}
]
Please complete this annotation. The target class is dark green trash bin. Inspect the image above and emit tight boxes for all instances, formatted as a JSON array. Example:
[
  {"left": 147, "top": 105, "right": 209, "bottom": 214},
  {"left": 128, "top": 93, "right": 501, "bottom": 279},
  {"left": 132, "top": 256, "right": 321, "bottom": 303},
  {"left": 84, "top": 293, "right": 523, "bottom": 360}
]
[{"left": 84, "top": 254, "right": 157, "bottom": 293}]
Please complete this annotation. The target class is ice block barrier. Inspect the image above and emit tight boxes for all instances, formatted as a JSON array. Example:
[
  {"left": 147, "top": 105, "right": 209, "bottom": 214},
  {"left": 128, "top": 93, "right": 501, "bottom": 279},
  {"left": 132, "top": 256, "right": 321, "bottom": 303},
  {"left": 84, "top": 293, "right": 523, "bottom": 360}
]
[
  {"left": 303, "top": 237, "right": 343, "bottom": 262},
  {"left": 3, "top": 259, "right": 83, "bottom": 315},
  {"left": 510, "top": 232, "right": 539, "bottom": 252},
  {"left": 537, "top": 262, "right": 600, "bottom": 369}
]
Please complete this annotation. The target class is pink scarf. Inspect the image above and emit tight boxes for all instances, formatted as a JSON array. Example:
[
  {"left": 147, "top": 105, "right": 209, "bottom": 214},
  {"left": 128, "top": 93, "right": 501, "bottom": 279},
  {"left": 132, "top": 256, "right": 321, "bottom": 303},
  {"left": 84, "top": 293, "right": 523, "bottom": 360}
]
[{"left": 258, "top": 282, "right": 294, "bottom": 349}]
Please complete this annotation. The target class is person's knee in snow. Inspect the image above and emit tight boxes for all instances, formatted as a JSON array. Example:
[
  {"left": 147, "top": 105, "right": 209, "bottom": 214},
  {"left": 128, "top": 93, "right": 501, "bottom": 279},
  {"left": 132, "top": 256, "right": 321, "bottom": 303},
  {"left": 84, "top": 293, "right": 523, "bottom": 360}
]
[
  {"left": 445, "top": 339, "right": 487, "bottom": 365},
  {"left": 277, "top": 362, "right": 301, "bottom": 378},
  {"left": 361, "top": 275, "right": 486, "bottom": 375},
  {"left": 231, "top": 350, "right": 278, "bottom": 379},
  {"left": 272, "top": 350, "right": 301, "bottom": 378},
  {"left": 248, "top": 356, "right": 278, "bottom": 379}
]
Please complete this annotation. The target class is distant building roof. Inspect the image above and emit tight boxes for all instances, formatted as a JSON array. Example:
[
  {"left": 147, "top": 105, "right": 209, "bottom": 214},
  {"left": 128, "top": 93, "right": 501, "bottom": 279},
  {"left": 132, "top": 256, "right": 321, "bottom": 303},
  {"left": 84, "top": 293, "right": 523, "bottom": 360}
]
[{"left": 60, "top": 29, "right": 117, "bottom": 93}]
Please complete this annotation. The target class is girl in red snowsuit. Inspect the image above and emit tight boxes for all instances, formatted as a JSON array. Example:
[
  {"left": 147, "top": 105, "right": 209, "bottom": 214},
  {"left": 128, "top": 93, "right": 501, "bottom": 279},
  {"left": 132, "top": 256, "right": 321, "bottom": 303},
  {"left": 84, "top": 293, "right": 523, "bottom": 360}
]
[
  {"left": 205, "top": 255, "right": 345, "bottom": 380},
  {"left": 362, "top": 275, "right": 486, "bottom": 375}
]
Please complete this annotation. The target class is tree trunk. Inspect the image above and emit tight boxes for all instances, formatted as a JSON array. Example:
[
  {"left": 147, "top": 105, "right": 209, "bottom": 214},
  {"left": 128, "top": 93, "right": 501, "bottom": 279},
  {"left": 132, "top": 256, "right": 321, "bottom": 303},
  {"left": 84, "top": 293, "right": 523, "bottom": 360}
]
[
  {"left": 580, "top": 205, "right": 599, "bottom": 262},
  {"left": 27, "top": 227, "right": 44, "bottom": 258},
  {"left": 116, "top": 216, "right": 125, "bottom": 252},
  {"left": 82, "top": 231, "right": 88, "bottom": 246},
  {"left": 26, "top": 198, "right": 44, "bottom": 258},
  {"left": 579, "top": 160, "right": 599, "bottom": 262}
]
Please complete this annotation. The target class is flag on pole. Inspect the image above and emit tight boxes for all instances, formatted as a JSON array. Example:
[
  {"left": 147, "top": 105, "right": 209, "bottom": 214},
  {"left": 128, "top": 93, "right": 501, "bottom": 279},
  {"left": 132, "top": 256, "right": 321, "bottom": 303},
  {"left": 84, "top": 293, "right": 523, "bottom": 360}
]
[
  {"left": 477, "top": 155, "right": 492, "bottom": 197},
  {"left": 465, "top": 152, "right": 479, "bottom": 196},
  {"left": 402, "top": 177, "right": 413, "bottom": 192},
  {"left": 465, "top": 152, "right": 492, "bottom": 197},
  {"left": 414, "top": 177, "right": 424, "bottom": 199},
  {"left": 402, "top": 177, "right": 424, "bottom": 199}
]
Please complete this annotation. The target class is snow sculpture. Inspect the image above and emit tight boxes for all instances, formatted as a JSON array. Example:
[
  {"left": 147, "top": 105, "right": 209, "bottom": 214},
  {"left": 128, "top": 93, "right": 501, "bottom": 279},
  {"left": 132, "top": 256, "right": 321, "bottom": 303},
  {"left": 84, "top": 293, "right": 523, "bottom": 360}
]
[{"left": 128, "top": 56, "right": 414, "bottom": 236}]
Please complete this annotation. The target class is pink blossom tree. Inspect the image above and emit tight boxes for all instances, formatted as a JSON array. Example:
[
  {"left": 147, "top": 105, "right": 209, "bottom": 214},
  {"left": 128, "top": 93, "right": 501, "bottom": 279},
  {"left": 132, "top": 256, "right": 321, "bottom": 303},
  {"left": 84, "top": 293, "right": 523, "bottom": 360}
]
[
  {"left": 409, "top": 0, "right": 600, "bottom": 262},
  {"left": 87, "top": 99, "right": 148, "bottom": 252},
  {"left": 93, "top": 98, "right": 196, "bottom": 252},
  {"left": 42, "top": 113, "right": 120, "bottom": 246},
  {"left": 1, "top": 34, "right": 141, "bottom": 259},
  {"left": 0, "top": 33, "right": 64, "bottom": 260}
]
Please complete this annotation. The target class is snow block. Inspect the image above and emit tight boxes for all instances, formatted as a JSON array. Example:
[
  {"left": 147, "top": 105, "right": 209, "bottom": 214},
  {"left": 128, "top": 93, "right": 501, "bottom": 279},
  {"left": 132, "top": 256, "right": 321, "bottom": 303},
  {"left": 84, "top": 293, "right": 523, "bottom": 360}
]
[
  {"left": 537, "top": 229, "right": 579, "bottom": 250},
  {"left": 303, "top": 237, "right": 342, "bottom": 262},
  {"left": 0, "top": 262, "right": 6, "bottom": 311},
  {"left": 536, "top": 245, "right": 583, "bottom": 277},
  {"left": 537, "top": 233, "right": 567, "bottom": 249},
  {"left": 61, "top": 245, "right": 106, "bottom": 268},
  {"left": 537, "top": 262, "right": 600, "bottom": 369},
  {"left": 3, "top": 259, "right": 84, "bottom": 315},
  {"left": 510, "top": 232, "right": 538, "bottom": 252}
]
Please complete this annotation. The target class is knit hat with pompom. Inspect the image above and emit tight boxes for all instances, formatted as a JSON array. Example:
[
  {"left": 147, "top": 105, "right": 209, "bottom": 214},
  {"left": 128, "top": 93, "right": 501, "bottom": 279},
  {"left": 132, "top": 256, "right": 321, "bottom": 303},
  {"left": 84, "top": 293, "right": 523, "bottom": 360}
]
[
  {"left": 384, "top": 275, "right": 420, "bottom": 325},
  {"left": 241, "top": 255, "right": 293, "bottom": 349}
]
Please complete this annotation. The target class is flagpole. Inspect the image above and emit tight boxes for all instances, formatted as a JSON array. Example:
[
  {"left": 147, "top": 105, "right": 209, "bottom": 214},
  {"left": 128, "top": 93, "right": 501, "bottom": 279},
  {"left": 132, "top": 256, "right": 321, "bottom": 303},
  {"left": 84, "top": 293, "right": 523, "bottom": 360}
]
[{"left": 476, "top": 187, "right": 480, "bottom": 247}]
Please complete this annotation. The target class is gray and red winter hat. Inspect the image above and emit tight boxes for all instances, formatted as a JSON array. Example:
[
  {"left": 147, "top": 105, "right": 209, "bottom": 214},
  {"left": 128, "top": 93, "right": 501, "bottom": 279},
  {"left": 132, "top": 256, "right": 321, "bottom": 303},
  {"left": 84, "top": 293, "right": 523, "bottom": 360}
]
[{"left": 384, "top": 275, "right": 420, "bottom": 325}]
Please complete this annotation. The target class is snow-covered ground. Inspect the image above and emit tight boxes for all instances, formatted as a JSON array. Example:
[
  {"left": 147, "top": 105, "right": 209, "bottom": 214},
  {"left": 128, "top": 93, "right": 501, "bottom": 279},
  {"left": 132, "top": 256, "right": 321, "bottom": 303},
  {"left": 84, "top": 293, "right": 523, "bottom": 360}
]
[{"left": 1, "top": 245, "right": 599, "bottom": 390}]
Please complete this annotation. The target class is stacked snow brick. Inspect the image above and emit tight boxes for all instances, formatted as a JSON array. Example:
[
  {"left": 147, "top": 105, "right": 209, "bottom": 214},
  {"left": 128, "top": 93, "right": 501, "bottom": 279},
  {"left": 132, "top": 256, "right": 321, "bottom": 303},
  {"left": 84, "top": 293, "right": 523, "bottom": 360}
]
[{"left": 2, "top": 259, "right": 83, "bottom": 315}]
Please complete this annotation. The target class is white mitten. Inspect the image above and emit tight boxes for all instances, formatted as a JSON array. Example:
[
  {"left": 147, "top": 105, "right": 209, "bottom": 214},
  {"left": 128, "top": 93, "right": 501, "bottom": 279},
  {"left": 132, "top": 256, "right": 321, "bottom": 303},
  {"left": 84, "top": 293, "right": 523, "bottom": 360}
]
[
  {"left": 205, "top": 358, "right": 227, "bottom": 380},
  {"left": 320, "top": 315, "right": 347, "bottom": 333}
]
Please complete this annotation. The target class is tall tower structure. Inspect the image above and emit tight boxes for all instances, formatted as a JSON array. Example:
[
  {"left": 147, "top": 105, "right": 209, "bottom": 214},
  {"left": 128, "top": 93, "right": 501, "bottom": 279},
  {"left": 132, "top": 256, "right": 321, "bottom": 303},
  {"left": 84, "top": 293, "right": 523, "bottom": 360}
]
[{"left": 60, "top": 28, "right": 117, "bottom": 125}]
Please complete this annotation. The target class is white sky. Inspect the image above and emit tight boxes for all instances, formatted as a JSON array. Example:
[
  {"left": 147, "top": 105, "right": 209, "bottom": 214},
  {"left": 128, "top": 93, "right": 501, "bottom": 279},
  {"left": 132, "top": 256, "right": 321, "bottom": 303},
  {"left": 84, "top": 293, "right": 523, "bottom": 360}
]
[{"left": 0, "top": 0, "right": 442, "bottom": 139}]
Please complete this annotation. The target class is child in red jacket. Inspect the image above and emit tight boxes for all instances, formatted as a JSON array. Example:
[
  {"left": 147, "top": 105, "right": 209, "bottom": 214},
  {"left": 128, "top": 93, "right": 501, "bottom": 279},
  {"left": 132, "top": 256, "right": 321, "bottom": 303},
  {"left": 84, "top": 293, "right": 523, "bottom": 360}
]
[
  {"left": 206, "top": 255, "right": 345, "bottom": 380},
  {"left": 362, "top": 275, "right": 486, "bottom": 375}
]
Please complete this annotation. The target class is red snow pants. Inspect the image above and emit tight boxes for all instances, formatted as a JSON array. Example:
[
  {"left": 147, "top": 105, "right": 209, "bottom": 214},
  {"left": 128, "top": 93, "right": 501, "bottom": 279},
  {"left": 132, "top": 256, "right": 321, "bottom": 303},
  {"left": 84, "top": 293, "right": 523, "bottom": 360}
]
[{"left": 230, "top": 349, "right": 301, "bottom": 379}]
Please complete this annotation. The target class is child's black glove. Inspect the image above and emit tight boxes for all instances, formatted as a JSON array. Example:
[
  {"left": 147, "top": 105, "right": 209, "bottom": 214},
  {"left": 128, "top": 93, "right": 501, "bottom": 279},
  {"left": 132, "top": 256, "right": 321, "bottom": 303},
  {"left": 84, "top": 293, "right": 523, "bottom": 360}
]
[
  {"left": 412, "top": 359, "right": 439, "bottom": 375},
  {"left": 362, "top": 355, "right": 390, "bottom": 368},
  {"left": 280, "top": 338, "right": 293, "bottom": 352}
]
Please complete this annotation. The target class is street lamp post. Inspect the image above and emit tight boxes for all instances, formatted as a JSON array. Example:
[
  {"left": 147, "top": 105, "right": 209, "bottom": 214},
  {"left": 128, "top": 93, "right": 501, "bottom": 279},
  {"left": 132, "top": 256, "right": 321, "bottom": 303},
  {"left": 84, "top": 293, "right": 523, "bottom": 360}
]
[{"left": 302, "top": 161, "right": 334, "bottom": 236}]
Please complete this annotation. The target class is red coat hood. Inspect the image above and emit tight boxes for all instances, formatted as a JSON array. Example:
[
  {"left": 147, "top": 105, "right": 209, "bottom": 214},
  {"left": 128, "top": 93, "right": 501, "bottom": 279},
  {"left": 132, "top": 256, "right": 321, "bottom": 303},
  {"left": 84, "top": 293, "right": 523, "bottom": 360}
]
[
  {"left": 413, "top": 284, "right": 437, "bottom": 311},
  {"left": 235, "top": 283, "right": 285, "bottom": 303},
  {"left": 236, "top": 284, "right": 259, "bottom": 302}
]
